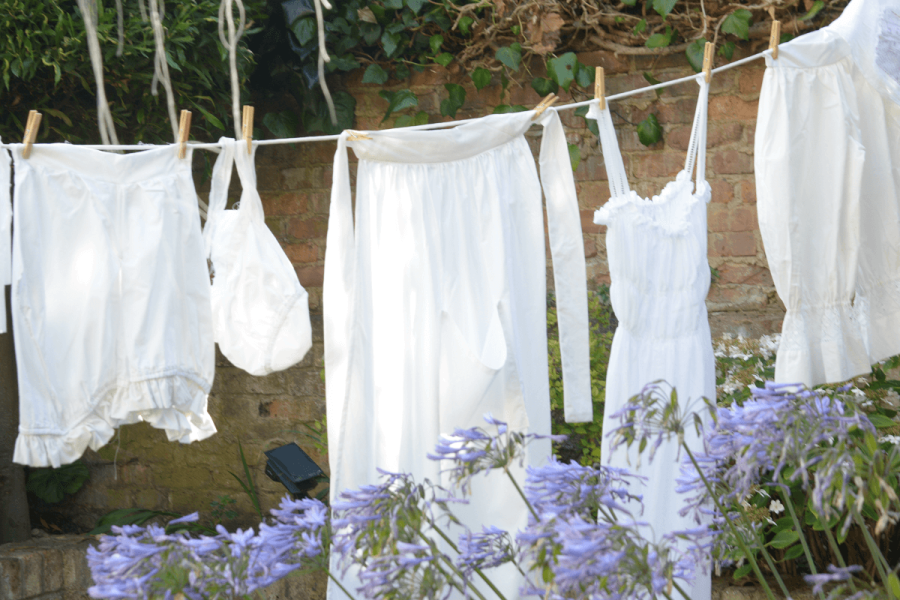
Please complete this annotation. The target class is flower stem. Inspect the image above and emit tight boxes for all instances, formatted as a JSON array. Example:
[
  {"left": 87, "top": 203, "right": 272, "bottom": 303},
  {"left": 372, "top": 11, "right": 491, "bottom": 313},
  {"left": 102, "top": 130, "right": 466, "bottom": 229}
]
[
  {"left": 778, "top": 485, "right": 825, "bottom": 600},
  {"left": 852, "top": 512, "right": 894, "bottom": 596},
  {"left": 504, "top": 466, "right": 539, "bottom": 521},
  {"left": 821, "top": 525, "right": 858, "bottom": 593},
  {"left": 681, "top": 446, "right": 777, "bottom": 600},
  {"left": 326, "top": 570, "right": 358, "bottom": 600},
  {"left": 431, "top": 525, "right": 509, "bottom": 600},
  {"left": 672, "top": 579, "right": 692, "bottom": 599}
]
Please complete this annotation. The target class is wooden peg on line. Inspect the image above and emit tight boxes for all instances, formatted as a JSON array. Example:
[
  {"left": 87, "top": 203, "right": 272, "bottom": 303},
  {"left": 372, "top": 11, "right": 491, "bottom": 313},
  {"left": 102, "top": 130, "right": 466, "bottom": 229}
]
[
  {"left": 702, "top": 41, "right": 714, "bottom": 83},
  {"left": 242, "top": 105, "right": 255, "bottom": 154},
  {"left": 177, "top": 110, "right": 192, "bottom": 159},
  {"left": 595, "top": 67, "right": 606, "bottom": 110},
  {"left": 346, "top": 130, "right": 372, "bottom": 141},
  {"left": 22, "top": 110, "right": 42, "bottom": 159},
  {"left": 531, "top": 93, "right": 558, "bottom": 121},
  {"left": 769, "top": 20, "right": 782, "bottom": 59}
]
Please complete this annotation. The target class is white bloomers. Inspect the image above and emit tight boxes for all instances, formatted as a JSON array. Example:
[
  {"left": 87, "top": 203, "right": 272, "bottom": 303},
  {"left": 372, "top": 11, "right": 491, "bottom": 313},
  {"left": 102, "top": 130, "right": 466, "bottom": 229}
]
[{"left": 10, "top": 144, "right": 216, "bottom": 468}]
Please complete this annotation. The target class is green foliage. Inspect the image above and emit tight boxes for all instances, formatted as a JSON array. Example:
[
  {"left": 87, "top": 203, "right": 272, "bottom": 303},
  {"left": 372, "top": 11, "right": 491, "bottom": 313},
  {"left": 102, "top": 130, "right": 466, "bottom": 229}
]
[
  {"left": 0, "top": 0, "right": 262, "bottom": 144},
  {"left": 645, "top": 25, "right": 674, "bottom": 49},
  {"left": 548, "top": 287, "right": 614, "bottom": 465},
  {"left": 379, "top": 89, "right": 419, "bottom": 123},
  {"left": 26, "top": 460, "right": 90, "bottom": 504},
  {"left": 652, "top": 0, "right": 678, "bottom": 18},
  {"left": 546, "top": 52, "right": 577, "bottom": 92},
  {"left": 440, "top": 83, "right": 466, "bottom": 119},
  {"left": 229, "top": 442, "right": 264, "bottom": 522},
  {"left": 209, "top": 495, "right": 238, "bottom": 523},
  {"left": 685, "top": 39, "right": 707, "bottom": 73},
  {"left": 531, "top": 77, "right": 558, "bottom": 97},
  {"left": 566, "top": 143, "right": 581, "bottom": 172},
  {"left": 495, "top": 44, "right": 522, "bottom": 71},
  {"left": 89, "top": 508, "right": 180, "bottom": 536},
  {"left": 721, "top": 9, "right": 753, "bottom": 41},
  {"left": 799, "top": 1, "right": 826, "bottom": 21},
  {"left": 471, "top": 67, "right": 491, "bottom": 90},
  {"left": 636, "top": 114, "right": 662, "bottom": 146}
]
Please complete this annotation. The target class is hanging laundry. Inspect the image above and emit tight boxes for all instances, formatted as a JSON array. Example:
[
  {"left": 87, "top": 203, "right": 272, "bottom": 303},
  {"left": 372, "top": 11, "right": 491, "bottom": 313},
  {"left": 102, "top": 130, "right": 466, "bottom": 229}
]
[
  {"left": 0, "top": 142, "right": 9, "bottom": 334},
  {"left": 755, "top": 0, "right": 900, "bottom": 387},
  {"left": 204, "top": 138, "right": 312, "bottom": 376},
  {"left": 10, "top": 144, "right": 216, "bottom": 468},
  {"left": 589, "top": 75, "right": 715, "bottom": 600},
  {"left": 324, "top": 109, "right": 591, "bottom": 599}
]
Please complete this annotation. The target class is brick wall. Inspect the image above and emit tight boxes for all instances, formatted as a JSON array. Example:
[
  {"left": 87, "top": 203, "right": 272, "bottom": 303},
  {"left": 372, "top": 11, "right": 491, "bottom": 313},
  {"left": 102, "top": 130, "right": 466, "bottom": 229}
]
[{"left": 39, "top": 45, "right": 784, "bottom": 535}]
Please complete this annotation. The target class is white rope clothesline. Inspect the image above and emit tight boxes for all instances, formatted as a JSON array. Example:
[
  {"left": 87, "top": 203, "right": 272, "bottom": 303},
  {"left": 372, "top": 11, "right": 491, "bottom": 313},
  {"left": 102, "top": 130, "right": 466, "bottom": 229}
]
[{"left": 5, "top": 48, "right": 773, "bottom": 152}]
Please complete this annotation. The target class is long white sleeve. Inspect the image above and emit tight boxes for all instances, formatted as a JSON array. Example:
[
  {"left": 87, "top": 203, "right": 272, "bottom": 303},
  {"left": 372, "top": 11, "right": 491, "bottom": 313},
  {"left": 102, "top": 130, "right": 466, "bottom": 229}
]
[
  {"left": 0, "top": 142, "right": 10, "bottom": 334},
  {"left": 538, "top": 110, "right": 592, "bottom": 423}
]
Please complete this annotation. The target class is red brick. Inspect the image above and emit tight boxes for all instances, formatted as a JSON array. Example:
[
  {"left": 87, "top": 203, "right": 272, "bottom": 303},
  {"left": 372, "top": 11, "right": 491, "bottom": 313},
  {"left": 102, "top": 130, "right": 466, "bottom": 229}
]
[
  {"left": 731, "top": 205, "right": 758, "bottom": 231},
  {"left": 632, "top": 98, "right": 698, "bottom": 125},
  {"left": 739, "top": 69, "right": 765, "bottom": 96},
  {"left": 284, "top": 243, "right": 318, "bottom": 264},
  {"left": 712, "top": 149, "right": 754, "bottom": 174},
  {"left": 717, "top": 263, "right": 774, "bottom": 286},
  {"left": 709, "top": 96, "right": 759, "bottom": 121},
  {"left": 289, "top": 217, "right": 328, "bottom": 239},
  {"left": 632, "top": 152, "right": 684, "bottom": 179},
  {"left": 740, "top": 179, "right": 757, "bottom": 203},
  {"left": 576, "top": 181, "right": 612, "bottom": 208},
  {"left": 575, "top": 51, "right": 630, "bottom": 74},
  {"left": 709, "top": 179, "right": 735, "bottom": 204},
  {"left": 262, "top": 192, "right": 307, "bottom": 216},
  {"left": 708, "top": 204, "right": 729, "bottom": 232},
  {"left": 574, "top": 154, "right": 609, "bottom": 182},
  {"left": 668, "top": 122, "right": 742, "bottom": 151},
  {"left": 584, "top": 239, "right": 598, "bottom": 258},
  {"left": 409, "top": 66, "right": 451, "bottom": 87},
  {"left": 296, "top": 266, "right": 325, "bottom": 287},
  {"left": 709, "top": 232, "right": 757, "bottom": 257}
]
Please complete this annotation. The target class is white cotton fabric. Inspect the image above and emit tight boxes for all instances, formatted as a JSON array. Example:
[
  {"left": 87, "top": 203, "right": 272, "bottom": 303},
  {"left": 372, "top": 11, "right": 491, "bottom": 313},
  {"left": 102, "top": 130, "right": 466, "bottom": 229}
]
[
  {"left": 755, "top": 0, "right": 900, "bottom": 387},
  {"left": 324, "top": 109, "right": 591, "bottom": 599},
  {"left": 204, "top": 139, "right": 312, "bottom": 376},
  {"left": 0, "top": 140, "right": 10, "bottom": 334},
  {"left": 590, "top": 75, "right": 715, "bottom": 600},
  {"left": 11, "top": 144, "right": 216, "bottom": 468}
]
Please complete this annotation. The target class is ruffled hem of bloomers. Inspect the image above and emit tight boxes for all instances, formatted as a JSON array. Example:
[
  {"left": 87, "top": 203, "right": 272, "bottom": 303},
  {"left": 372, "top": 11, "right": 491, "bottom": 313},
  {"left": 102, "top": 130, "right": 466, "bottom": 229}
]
[
  {"left": 776, "top": 303, "right": 871, "bottom": 387},
  {"left": 593, "top": 172, "right": 711, "bottom": 235},
  {"left": 853, "top": 278, "right": 900, "bottom": 366},
  {"left": 13, "top": 371, "right": 215, "bottom": 468}
]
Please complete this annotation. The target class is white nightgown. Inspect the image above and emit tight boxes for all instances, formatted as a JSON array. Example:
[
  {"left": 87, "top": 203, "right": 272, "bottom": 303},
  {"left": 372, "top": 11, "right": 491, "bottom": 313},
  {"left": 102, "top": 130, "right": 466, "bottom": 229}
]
[
  {"left": 324, "top": 109, "right": 592, "bottom": 599},
  {"left": 590, "top": 75, "right": 715, "bottom": 600}
]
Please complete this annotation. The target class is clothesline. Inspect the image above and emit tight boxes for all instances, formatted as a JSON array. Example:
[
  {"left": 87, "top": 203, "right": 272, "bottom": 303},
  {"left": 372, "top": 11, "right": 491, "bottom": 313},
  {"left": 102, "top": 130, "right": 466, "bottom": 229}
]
[{"left": 2, "top": 48, "right": 772, "bottom": 152}]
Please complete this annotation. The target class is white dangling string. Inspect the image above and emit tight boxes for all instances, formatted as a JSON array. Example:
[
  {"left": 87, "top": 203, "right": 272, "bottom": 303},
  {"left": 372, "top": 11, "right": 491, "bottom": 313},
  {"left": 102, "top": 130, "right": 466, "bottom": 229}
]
[
  {"left": 148, "top": 0, "right": 179, "bottom": 142},
  {"left": 313, "top": 0, "right": 337, "bottom": 125},
  {"left": 219, "top": 0, "right": 246, "bottom": 138},
  {"left": 76, "top": 0, "right": 120, "bottom": 145}
]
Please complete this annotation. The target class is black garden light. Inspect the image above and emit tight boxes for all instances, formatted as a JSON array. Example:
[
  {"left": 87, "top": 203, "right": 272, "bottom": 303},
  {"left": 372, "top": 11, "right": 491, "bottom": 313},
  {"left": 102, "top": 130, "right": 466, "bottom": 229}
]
[{"left": 264, "top": 442, "right": 325, "bottom": 498}]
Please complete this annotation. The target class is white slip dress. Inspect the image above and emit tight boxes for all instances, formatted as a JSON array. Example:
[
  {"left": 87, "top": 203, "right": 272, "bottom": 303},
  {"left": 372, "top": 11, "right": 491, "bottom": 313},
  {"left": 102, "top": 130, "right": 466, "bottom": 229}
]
[
  {"left": 323, "top": 109, "right": 593, "bottom": 599},
  {"left": 589, "top": 75, "right": 715, "bottom": 600}
]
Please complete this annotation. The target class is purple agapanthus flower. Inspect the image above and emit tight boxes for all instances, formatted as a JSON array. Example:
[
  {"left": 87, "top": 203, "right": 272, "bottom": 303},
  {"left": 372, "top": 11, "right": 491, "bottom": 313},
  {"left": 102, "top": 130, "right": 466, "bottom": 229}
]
[
  {"left": 456, "top": 525, "right": 515, "bottom": 575},
  {"left": 804, "top": 564, "right": 863, "bottom": 595}
]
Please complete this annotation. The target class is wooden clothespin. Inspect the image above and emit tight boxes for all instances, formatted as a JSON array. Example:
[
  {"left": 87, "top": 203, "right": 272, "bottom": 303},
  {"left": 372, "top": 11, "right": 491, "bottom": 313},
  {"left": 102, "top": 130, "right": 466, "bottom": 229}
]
[
  {"left": 22, "top": 110, "right": 42, "bottom": 159},
  {"left": 595, "top": 67, "right": 606, "bottom": 110},
  {"left": 346, "top": 130, "right": 372, "bottom": 141},
  {"left": 531, "top": 93, "right": 558, "bottom": 121},
  {"left": 702, "top": 42, "right": 714, "bottom": 83},
  {"left": 769, "top": 21, "right": 782, "bottom": 60},
  {"left": 177, "top": 110, "right": 192, "bottom": 159},
  {"left": 242, "top": 105, "right": 255, "bottom": 155}
]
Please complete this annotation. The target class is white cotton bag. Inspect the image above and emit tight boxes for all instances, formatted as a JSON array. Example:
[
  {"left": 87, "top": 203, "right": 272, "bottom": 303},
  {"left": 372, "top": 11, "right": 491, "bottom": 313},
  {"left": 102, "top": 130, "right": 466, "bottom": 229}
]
[{"left": 204, "top": 138, "right": 312, "bottom": 376}]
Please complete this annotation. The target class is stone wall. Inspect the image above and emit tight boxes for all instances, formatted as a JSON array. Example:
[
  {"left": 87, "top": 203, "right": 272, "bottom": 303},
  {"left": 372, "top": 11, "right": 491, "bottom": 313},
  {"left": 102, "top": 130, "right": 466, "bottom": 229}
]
[{"left": 32, "top": 45, "right": 784, "bottom": 535}]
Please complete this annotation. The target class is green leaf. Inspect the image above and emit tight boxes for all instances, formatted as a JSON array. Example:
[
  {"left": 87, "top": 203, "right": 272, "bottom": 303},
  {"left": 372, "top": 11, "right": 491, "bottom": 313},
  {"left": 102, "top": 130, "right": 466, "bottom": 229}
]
[
  {"left": 767, "top": 529, "right": 800, "bottom": 549},
  {"left": 496, "top": 44, "right": 522, "bottom": 71},
  {"left": 646, "top": 26, "right": 673, "bottom": 49},
  {"left": 327, "top": 54, "right": 359, "bottom": 72},
  {"left": 291, "top": 17, "right": 317, "bottom": 47},
  {"left": 685, "top": 39, "right": 706, "bottom": 73},
  {"left": 782, "top": 545, "right": 805, "bottom": 561},
  {"left": 395, "top": 111, "right": 429, "bottom": 127},
  {"left": 471, "top": 67, "right": 491, "bottom": 90},
  {"left": 440, "top": 83, "right": 466, "bottom": 119},
  {"left": 26, "top": 461, "right": 90, "bottom": 504},
  {"left": 195, "top": 105, "right": 224, "bottom": 130},
  {"left": 384, "top": 0, "right": 403, "bottom": 9},
  {"left": 799, "top": 0, "right": 825, "bottom": 21},
  {"left": 434, "top": 52, "right": 453, "bottom": 67},
  {"left": 567, "top": 143, "right": 580, "bottom": 172},
  {"left": 381, "top": 30, "right": 402, "bottom": 57},
  {"left": 888, "top": 573, "right": 900, "bottom": 599},
  {"left": 394, "top": 64, "right": 410, "bottom": 80},
  {"left": 633, "top": 19, "right": 647, "bottom": 34},
  {"left": 722, "top": 9, "right": 752, "bottom": 40},
  {"left": 379, "top": 89, "right": 418, "bottom": 123},
  {"left": 574, "top": 62, "right": 595, "bottom": 88},
  {"left": 429, "top": 34, "right": 443, "bottom": 54},
  {"left": 652, "top": 0, "right": 677, "bottom": 18},
  {"left": 870, "top": 413, "right": 897, "bottom": 429},
  {"left": 492, "top": 104, "right": 528, "bottom": 114},
  {"left": 636, "top": 113, "right": 662, "bottom": 146},
  {"left": 547, "top": 52, "right": 577, "bottom": 92},
  {"left": 621, "top": 0, "right": 637, "bottom": 6},
  {"left": 263, "top": 110, "right": 299, "bottom": 138},
  {"left": 733, "top": 563, "right": 753, "bottom": 580},
  {"left": 362, "top": 63, "right": 389, "bottom": 85},
  {"left": 458, "top": 16, "right": 474, "bottom": 36},
  {"left": 406, "top": 0, "right": 427, "bottom": 14},
  {"left": 531, "top": 77, "right": 558, "bottom": 97},
  {"left": 718, "top": 40, "right": 736, "bottom": 60}
]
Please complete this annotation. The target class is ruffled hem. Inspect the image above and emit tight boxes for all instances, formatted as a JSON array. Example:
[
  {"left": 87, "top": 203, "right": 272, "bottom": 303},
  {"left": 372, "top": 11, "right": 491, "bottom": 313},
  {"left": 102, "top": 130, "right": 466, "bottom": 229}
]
[
  {"left": 593, "top": 172, "right": 711, "bottom": 235},
  {"left": 14, "top": 371, "right": 215, "bottom": 468},
  {"left": 775, "top": 303, "right": 870, "bottom": 387}
]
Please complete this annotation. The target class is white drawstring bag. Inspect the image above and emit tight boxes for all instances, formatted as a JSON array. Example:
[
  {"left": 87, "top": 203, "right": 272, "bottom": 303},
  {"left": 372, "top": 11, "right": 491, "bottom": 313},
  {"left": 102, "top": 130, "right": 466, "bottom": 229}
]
[{"left": 204, "top": 138, "right": 312, "bottom": 376}]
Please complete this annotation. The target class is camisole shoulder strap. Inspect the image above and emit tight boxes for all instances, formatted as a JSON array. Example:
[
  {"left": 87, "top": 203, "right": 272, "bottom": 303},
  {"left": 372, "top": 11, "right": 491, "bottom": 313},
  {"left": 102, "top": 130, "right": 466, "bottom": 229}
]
[
  {"left": 585, "top": 101, "right": 630, "bottom": 200},
  {"left": 684, "top": 76, "right": 710, "bottom": 189}
]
